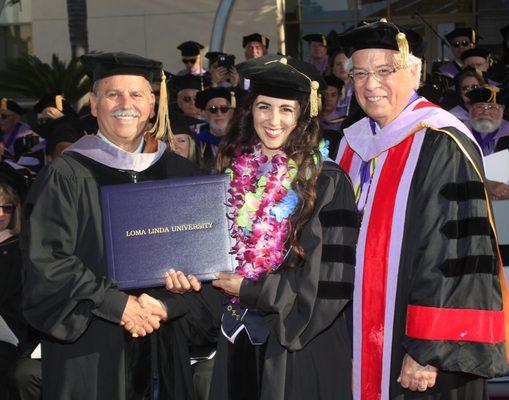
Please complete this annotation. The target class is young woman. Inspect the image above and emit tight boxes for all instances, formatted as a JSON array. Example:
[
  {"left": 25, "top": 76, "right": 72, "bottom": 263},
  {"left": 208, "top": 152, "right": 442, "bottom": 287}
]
[
  {"left": 448, "top": 67, "right": 486, "bottom": 123},
  {"left": 163, "top": 55, "right": 358, "bottom": 400}
]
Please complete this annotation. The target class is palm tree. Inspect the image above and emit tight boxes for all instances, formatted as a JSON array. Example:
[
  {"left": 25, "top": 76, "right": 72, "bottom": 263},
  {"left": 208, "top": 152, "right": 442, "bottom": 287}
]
[
  {"left": 0, "top": 54, "right": 91, "bottom": 102},
  {"left": 66, "top": 0, "right": 89, "bottom": 58}
]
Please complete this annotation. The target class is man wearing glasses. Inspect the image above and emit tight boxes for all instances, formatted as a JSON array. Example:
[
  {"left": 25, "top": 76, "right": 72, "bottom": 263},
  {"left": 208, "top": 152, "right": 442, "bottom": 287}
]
[
  {"left": 336, "top": 20, "right": 508, "bottom": 399},
  {"left": 437, "top": 27, "right": 477, "bottom": 80},
  {"left": 172, "top": 74, "right": 208, "bottom": 120},
  {"left": 194, "top": 87, "right": 235, "bottom": 170},
  {"left": 176, "top": 41, "right": 207, "bottom": 77}
]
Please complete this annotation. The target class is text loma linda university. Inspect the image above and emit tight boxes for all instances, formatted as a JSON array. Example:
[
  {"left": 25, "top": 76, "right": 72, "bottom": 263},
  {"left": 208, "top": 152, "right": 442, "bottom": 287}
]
[{"left": 125, "top": 222, "right": 214, "bottom": 237}]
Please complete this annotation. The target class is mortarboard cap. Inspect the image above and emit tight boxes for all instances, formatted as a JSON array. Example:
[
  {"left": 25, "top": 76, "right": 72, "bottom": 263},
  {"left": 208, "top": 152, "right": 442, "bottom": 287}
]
[
  {"left": 238, "top": 54, "right": 327, "bottom": 117},
  {"left": 323, "top": 75, "right": 344, "bottom": 90},
  {"left": 170, "top": 113, "right": 198, "bottom": 138},
  {"left": 205, "top": 51, "right": 226, "bottom": 64},
  {"left": 500, "top": 25, "right": 509, "bottom": 39},
  {"left": 339, "top": 19, "right": 422, "bottom": 68},
  {"left": 43, "top": 118, "right": 85, "bottom": 156},
  {"left": 1, "top": 98, "right": 26, "bottom": 115},
  {"left": 242, "top": 33, "right": 270, "bottom": 49},
  {"left": 195, "top": 87, "right": 236, "bottom": 110},
  {"left": 460, "top": 47, "right": 491, "bottom": 61},
  {"left": 445, "top": 27, "right": 479, "bottom": 44},
  {"left": 171, "top": 74, "right": 210, "bottom": 92},
  {"left": 466, "top": 85, "right": 506, "bottom": 106},
  {"left": 33, "top": 92, "right": 77, "bottom": 116},
  {"left": 177, "top": 41, "right": 204, "bottom": 57},
  {"left": 303, "top": 33, "right": 328, "bottom": 47},
  {"left": 80, "top": 52, "right": 163, "bottom": 83}
]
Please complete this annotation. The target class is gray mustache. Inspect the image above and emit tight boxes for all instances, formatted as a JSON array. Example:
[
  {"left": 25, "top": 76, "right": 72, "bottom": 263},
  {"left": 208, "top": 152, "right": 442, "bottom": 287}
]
[{"left": 111, "top": 109, "right": 141, "bottom": 118}]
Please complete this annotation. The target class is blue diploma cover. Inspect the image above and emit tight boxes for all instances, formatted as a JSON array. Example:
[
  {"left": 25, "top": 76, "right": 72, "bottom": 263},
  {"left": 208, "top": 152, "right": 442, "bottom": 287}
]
[{"left": 101, "top": 174, "right": 236, "bottom": 289}]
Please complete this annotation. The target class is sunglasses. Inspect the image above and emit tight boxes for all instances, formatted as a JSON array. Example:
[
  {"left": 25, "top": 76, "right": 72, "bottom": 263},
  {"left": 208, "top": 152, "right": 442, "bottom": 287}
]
[
  {"left": 452, "top": 40, "right": 471, "bottom": 48},
  {"left": 181, "top": 96, "right": 196, "bottom": 103},
  {"left": 207, "top": 105, "right": 231, "bottom": 114},
  {"left": 182, "top": 58, "right": 197, "bottom": 65},
  {"left": 0, "top": 204, "right": 15, "bottom": 214}
]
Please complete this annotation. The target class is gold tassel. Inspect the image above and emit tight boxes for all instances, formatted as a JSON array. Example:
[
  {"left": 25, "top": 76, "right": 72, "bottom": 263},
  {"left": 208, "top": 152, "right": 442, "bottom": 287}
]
[
  {"left": 261, "top": 35, "right": 267, "bottom": 48},
  {"left": 230, "top": 91, "right": 236, "bottom": 109},
  {"left": 483, "top": 84, "right": 500, "bottom": 104},
  {"left": 396, "top": 32, "right": 410, "bottom": 69},
  {"left": 472, "top": 29, "right": 476, "bottom": 44},
  {"left": 1, "top": 98, "right": 6, "bottom": 112},
  {"left": 55, "top": 95, "right": 63, "bottom": 112},
  {"left": 149, "top": 70, "right": 174, "bottom": 150},
  {"left": 318, "top": 93, "right": 323, "bottom": 113},
  {"left": 200, "top": 75, "right": 204, "bottom": 91},
  {"left": 322, "top": 35, "right": 327, "bottom": 47},
  {"left": 310, "top": 81, "right": 320, "bottom": 117}
]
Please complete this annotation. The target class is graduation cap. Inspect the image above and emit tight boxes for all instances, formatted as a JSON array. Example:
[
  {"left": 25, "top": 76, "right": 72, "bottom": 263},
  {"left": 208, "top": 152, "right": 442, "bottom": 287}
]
[
  {"left": 242, "top": 33, "right": 270, "bottom": 49},
  {"left": 460, "top": 48, "right": 491, "bottom": 61},
  {"left": 205, "top": 51, "right": 226, "bottom": 65},
  {"left": 43, "top": 118, "right": 85, "bottom": 156},
  {"left": 171, "top": 74, "right": 210, "bottom": 92},
  {"left": 501, "top": 25, "right": 509, "bottom": 39},
  {"left": 1, "top": 98, "right": 26, "bottom": 115},
  {"left": 177, "top": 41, "right": 204, "bottom": 57},
  {"left": 238, "top": 54, "right": 327, "bottom": 117},
  {"left": 170, "top": 112, "right": 198, "bottom": 138},
  {"left": 33, "top": 92, "right": 77, "bottom": 116},
  {"left": 80, "top": 52, "right": 172, "bottom": 147},
  {"left": 323, "top": 75, "right": 344, "bottom": 90},
  {"left": 445, "top": 27, "right": 479, "bottom": 44},
  {"left": 339, "top": 19, "right": 422, "bottom": 69},
  {"left": 303, "top": 33, "right": 328, "bottom": 47},
  {"left": 80, "top": 52, "right": 163, "bottom": 83},
  {"left": 466, "top": 85, "right": 506, "bottom": 106},
  {"left": 195, "top": 87, "right": 236, "bottom": 110},
  {"left": 0, "top": 161, "right": 31, "bottom": 201}
]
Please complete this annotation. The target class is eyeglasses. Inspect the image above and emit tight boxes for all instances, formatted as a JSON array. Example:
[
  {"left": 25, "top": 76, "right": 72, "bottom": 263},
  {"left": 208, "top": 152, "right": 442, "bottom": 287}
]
[
  {"left": 0, "top": 204, "right": 15, "bottom": 214},
  {"left": 349, "top": 66, "right": 399, "bottom": 83},
  {"left": 182, "top": 58, "right": 197, "bottom": 65},
  {"left": 461, "top": 84, "right": 480, "bottom": 93},
  {"left": 207, "top": 105, "right": 231, "bottom": 114},
  {"left": 472, "top": 103, "right": 503, "bottom": 112},
  {"left": 180, "top": 96, "right": 196, "bottom": 103},
  {"left": 452, "top": 40, "right": 471, "bottom": 48}
]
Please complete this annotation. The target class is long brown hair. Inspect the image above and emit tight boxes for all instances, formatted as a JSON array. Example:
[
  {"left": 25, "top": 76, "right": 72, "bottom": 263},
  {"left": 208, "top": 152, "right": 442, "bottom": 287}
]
[
  {"left": 216, "top": 91, "right": 322, "bottom": 267},
  {"left": 0, "top": 183, "right": 21, "bottom": 234}
]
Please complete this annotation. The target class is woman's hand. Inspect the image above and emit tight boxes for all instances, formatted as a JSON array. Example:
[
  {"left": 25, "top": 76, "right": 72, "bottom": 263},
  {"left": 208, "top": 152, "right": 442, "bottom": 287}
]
[
  {"left": 164, "top": 269, "right": 201, "bottom": 293},
  {"left": 212, "top": 272, "right": 244, "bottom": 296}
]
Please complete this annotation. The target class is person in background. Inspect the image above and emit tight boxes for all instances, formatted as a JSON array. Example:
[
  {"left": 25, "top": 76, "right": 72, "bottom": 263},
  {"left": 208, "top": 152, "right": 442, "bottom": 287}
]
[
  {"left": 33, "top": 93, "right": 77, "bottom": 122},
  {"left": 194, "top": 87, "right": 235, "bottom": 171},
  {"left": 170, "top": 114, "right": 198, "bottom": 164},
  {"left": 0, "top": 99, "right": 37, "bottom": 161},
  {"left": 320, "top": 74, "right": 345, "bottom": 132},
  {"left": 176, "top": 41, "right": 206, "bottom": 76},
  {"left": 243, "top": 33, "right": 269, "bottom": 60},
  {"left": 172, "top": 74, "right": 209, "bottom": 120},
  {"left": 303, "top": 33, "right": 329, "bottom": 75},
  {"left": 448, "top": 67, "right": 487, "bottom": 123},
  {"left": 437, "top": 27, "right": 477, "bottom": 79}
]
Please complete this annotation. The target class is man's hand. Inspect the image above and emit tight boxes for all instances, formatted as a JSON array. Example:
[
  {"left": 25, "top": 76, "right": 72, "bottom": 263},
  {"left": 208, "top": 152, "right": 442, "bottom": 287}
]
[
  {"left": 488, "top": 180, "right": 509, "bottom": 200},
  {"left": 229, "top": 66, "right": 240, "bottom": 88},
  {"left": 210, "top": 65, "right": 228, "bottom": 86},
  {"left": 164, "top": 269, "right": 201, "bottom": 293},
  {"left": 212, "top": 272, "right": 244, "bottom": 297},
  {"left": 397, "top": 353, "right": 438, "bottom": 392},
  {"left": 120, "top": 295, "right": 167, "bottom": 338}
]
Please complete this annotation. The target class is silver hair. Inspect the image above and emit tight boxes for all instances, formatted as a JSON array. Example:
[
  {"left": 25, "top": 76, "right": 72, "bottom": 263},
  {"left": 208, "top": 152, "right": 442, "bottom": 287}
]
[{"left": 344, "top": 53, "right": 423, "bottom": 90}]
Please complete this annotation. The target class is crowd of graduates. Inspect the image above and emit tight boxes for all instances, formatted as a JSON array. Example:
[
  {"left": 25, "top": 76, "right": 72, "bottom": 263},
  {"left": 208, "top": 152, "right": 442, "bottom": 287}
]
[{"left": 1, "top": 20, "right": 509, "bottom": 399}]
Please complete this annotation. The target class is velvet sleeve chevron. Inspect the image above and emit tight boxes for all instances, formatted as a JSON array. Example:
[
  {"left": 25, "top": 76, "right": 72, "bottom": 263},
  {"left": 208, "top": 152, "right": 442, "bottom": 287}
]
[
  {"left": 399, "top": 127, "right": 509, "bottom": 377},
  {"left": 239, "top": 161, "right": 359, "bottom": 352}
]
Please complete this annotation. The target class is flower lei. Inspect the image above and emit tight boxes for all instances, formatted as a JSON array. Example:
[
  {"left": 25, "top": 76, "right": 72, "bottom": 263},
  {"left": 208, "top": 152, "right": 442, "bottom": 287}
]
[{"left": 225, "top": 140, "right": 329, "bottom": 291}]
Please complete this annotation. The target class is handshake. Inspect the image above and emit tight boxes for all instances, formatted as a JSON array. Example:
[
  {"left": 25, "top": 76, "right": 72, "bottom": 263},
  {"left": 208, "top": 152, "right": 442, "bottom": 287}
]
[{"left": 120, "top": 293, "right": 168, "bottom": 338}]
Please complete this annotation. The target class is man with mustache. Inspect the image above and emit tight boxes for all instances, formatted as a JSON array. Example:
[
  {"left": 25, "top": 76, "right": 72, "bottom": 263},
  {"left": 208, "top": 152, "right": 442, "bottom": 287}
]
[{"left": 20, "top": 52, "right": 216, "bottom": 399}]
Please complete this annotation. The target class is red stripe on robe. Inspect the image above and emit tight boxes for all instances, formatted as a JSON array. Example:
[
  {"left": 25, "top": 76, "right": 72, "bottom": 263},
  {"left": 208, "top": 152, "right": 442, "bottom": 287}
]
[
  {"left": 412, "top": 100, "right": 440, "bottom": 110},
  {"left": 406, "top": 305, "right": 505, "bottom": 343},
  {"left": 361, "top": 134, "right": 415, "bottom": 400},
  {"left": 339, "top": 145, "right": 354, "bottom": 173}
]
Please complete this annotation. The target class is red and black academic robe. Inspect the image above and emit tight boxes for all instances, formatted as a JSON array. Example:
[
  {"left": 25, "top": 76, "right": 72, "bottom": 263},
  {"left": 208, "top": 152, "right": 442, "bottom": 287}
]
[{"left": 336, "top": 97, "right": 509, "bottom": 399}]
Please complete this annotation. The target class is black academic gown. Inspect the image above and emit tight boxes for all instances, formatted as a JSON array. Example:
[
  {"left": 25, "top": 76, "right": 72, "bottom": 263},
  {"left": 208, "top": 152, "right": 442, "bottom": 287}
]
[
  {"left": 389, "top": 129, "right": 509, "bottom": 399},
  {"left": 20, "top": 145, "right": 217, "bottom": 400},
  {"left": 209, "top": 161, "right": 359, "bottom": 400}
]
